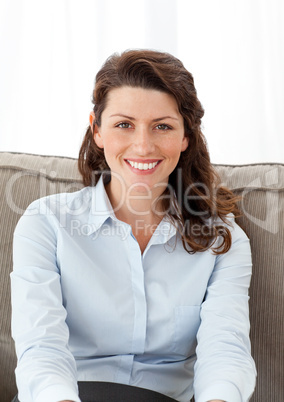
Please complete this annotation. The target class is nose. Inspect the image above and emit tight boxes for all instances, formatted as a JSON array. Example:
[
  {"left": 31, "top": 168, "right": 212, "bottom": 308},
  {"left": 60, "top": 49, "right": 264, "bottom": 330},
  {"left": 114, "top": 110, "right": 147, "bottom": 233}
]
[{"left": 133, "top": 126, "right": 156, "bottom": 155}]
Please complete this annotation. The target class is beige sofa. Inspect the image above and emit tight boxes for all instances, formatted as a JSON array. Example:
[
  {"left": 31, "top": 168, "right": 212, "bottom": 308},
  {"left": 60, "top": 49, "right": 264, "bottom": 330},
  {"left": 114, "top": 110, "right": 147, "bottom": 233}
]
[{"left": 0, "top": 151, "right": 283, "bottom": 402}]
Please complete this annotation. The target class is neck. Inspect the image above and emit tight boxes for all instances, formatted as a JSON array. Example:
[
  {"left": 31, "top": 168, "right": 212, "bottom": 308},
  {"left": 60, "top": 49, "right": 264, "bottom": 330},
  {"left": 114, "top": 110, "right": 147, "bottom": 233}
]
[{"left": 105, "top": 178, "right": 167, "bottom": 225}]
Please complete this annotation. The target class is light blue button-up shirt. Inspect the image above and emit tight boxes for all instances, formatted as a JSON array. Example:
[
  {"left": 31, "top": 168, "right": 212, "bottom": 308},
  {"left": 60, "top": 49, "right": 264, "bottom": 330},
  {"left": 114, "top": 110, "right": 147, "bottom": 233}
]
[{"left": 11, "top": 176, "right": 256, "bottom": 402}]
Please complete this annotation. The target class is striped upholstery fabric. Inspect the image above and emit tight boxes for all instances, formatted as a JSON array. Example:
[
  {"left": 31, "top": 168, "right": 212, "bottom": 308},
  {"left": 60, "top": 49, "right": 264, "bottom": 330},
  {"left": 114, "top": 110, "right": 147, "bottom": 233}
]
[
  {"left": 216, "top": 163, "right": 284, "bottom": 401},
  {"left": 0, "top": 152, "right": 83, "bottom": 402},
  {"left": 0, "top": 152, "right": 283, "bottom": 402}
]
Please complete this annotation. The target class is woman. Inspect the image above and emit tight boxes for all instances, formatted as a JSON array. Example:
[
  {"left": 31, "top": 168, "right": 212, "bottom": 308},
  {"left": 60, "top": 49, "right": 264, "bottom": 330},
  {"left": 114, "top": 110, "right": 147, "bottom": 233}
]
[{"left": 11, "top": 50, "right": 256, "bottom": 402}]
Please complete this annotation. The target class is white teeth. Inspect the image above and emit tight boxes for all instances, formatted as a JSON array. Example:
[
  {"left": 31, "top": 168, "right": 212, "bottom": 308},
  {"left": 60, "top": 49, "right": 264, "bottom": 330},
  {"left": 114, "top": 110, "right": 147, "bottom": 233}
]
[{"left": 127, "top": 160, "right": 159, "bottom": 170}]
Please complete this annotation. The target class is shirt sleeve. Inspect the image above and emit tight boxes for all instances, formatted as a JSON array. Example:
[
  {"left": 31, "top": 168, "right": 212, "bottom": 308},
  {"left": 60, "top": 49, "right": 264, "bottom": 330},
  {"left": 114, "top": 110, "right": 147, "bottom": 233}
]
[
  {"left": 193, "top": 218, "right": 257, "bottom": 402},
  {"left": 11, "top": 199, "right": 81, "bottom": 402}
]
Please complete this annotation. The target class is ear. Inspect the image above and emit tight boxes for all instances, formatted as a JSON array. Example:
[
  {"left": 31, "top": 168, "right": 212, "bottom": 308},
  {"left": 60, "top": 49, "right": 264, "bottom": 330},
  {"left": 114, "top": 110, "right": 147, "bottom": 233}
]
[
  {"left": 181, "top": 135, "right": 189, "bottom": 152},
  {"left": 89, "top": 112, "right": 104, "bottom": 149}
]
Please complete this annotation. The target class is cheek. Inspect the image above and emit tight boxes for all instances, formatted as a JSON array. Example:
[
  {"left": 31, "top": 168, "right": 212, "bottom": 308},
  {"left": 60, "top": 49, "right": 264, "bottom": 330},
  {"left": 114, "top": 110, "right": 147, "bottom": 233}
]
[
  {"left": 162, "top": 138, "right": 186, "bottom": 160},
  {"left": 103, "top": 137, "right": 124, "bottom": 159}
]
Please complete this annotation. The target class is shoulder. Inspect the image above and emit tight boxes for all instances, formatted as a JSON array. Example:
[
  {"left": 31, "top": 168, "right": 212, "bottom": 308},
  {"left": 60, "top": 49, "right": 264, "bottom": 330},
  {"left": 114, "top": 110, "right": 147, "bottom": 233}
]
[
  {"left": 213, "top": 213, "right": 249, "bottom": 241},
  {"left": 21, "top": 186, "right": 93, "bottom": 219},
  {"left": 14, "top": 187, "right": 94, "bottom": 236},
  {"left": 205, "top": 213, "right": 251, "bottom": 262},
  {"left": 224, "top": 214, "right": 250, "bottom": 245},
  {"left": 212, "top": 214, "right": 252, "bottom": 270},
  {"left": 24, "top": 186, "right": 92, "bottom": 213}
]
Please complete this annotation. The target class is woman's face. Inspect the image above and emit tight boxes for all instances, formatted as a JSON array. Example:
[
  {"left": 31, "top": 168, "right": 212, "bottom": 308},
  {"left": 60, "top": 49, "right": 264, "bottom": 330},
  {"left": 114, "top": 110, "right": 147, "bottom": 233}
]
[{"left": 92, "top": 86, "right": 188, "bottom": 198}]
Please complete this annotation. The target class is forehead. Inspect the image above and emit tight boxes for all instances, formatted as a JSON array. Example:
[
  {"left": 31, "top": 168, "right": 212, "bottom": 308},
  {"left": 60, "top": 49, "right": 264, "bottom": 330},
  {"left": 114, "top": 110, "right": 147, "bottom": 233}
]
[{"left": 103, "top": 86, "right": 180, "bottom": 116}]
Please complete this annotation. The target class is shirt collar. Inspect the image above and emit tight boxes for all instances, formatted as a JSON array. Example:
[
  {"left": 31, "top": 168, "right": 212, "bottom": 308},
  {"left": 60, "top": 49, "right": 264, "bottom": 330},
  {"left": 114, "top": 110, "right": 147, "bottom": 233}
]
[
  {"left": 87, "top": 175, "right": 177, "bottom": 243},
  {"left": 149, "top": 217, "right": 177, "bottom": 246},
  {"left": 87, "top": 174, "right": 116, "bottom": 233}
]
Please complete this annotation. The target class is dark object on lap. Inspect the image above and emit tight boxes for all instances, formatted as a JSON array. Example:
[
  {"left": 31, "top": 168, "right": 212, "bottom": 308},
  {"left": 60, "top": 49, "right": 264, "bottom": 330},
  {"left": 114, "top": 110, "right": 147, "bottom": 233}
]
[{"left": 78, "top": 381, "right": 177, "bottom": 402}]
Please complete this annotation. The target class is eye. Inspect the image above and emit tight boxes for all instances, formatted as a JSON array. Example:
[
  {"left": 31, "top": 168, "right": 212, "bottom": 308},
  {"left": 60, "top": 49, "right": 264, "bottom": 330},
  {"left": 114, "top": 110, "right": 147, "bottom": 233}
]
[
  {"left": 155, "top": 124, "right": 172, "bottom": 131},
  {"left": 116, "top": 122, "right": 132, "bottom": 129}
]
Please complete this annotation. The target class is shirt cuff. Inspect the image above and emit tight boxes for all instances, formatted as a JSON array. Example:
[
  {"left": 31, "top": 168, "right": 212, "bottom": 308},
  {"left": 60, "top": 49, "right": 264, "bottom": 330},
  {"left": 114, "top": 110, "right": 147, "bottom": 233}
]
[
  {"left": 34, "top": 383, "right": 81, "bottom": 402},
  {"left": 195, "top": 381, "right": 242, "bottom": 402}
]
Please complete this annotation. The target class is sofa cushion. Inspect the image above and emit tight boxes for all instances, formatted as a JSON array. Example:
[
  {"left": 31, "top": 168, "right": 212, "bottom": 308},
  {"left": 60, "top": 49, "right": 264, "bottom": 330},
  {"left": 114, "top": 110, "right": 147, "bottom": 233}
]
[
  {"left": 0, "top": 152, "right": 283, "bottom": 402},
  {"left": 0, "top": 152, "right": 83, "bottom": 402},
  {"left": 216, "top": 163, "right": 284, "bottom": 402}
]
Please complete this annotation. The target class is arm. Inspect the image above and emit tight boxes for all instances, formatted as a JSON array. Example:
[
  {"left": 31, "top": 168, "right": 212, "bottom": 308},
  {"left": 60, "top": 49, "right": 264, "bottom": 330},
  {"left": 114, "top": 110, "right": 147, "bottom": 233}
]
[
  {"left": 11, "top": 200, "right": 81, "bottom": 402},
  {"left": 194, "top": 219, "right": 256, "bottom": 402}
]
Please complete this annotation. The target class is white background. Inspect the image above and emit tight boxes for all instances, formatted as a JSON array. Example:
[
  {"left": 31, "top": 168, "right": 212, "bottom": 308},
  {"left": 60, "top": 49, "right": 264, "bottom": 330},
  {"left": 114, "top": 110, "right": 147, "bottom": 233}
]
[{"left": 0, "top": 0, "right": 283, "bottom": 164}]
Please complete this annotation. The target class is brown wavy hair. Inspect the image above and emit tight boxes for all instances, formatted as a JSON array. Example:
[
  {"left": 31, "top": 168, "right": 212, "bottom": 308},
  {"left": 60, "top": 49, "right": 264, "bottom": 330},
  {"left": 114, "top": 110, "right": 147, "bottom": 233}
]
[{"left": 78, "top": 49, "right": 240, "bottom": 255}]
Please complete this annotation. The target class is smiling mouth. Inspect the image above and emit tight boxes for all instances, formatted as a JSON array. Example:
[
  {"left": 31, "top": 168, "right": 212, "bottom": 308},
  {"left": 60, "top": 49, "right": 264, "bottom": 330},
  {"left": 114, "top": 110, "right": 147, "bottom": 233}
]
[{"left": 126, "top": 160, "right": 161, "bottom": 171}]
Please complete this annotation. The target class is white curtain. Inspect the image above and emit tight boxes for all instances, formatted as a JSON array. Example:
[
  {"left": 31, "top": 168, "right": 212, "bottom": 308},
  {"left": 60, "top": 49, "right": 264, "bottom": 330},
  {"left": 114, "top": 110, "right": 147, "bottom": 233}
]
[{"left": 0, "top": 0, "right": 283, "bottom": 164}]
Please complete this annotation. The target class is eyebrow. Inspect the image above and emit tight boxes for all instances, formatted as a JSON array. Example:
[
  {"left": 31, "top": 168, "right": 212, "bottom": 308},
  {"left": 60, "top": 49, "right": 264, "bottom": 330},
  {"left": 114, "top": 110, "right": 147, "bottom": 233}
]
[{"left": 109, "top": 114, "right": 179, "bottom": 122}]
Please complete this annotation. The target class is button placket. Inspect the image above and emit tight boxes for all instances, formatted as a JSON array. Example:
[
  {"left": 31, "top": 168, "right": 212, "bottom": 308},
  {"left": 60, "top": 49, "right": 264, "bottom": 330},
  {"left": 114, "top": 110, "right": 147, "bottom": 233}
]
[{"left": 127, "top": 234, "right": 147, "bottom": 355}]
